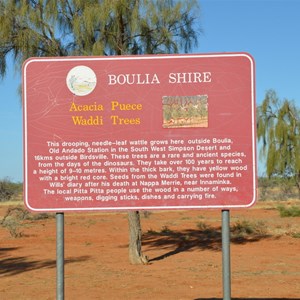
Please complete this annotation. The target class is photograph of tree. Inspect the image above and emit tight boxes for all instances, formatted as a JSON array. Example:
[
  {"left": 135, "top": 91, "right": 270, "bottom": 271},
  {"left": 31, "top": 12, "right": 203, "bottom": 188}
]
[{"left": 162, "top": 95, "right": 208, "bottom": 128}]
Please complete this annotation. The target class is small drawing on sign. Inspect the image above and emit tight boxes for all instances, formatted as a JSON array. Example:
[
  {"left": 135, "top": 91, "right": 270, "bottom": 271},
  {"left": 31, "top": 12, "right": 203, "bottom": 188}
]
[
  {"left": 66, "top": 66, "right": 97, "bottom": 96},
  {"left": 162, "top": 95, "right": 208, "bottom": 128}
]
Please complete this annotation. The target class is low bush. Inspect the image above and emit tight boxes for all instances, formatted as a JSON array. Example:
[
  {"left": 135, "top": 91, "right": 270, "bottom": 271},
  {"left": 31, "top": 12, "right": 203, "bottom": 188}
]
[
  {"left": 0, "top": 178, "right": 22, "bottom": 202},
  {"left": 1, "top": 206, "right": 54, "bottom": 238},
  {"left": 258, "top": 176, "right": 299, "bottom": 201},
  {"left": 231, "top": 220, "right": 268, "bottom": 238},
  {"left": 277, "top": 205, "right": 300, "bottom": 217}
]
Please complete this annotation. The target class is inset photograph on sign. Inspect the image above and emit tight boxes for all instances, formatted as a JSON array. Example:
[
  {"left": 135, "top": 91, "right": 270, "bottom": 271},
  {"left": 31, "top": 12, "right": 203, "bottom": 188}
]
[{"left": 162, "top": 95, "right": 208, "bottom": 128}]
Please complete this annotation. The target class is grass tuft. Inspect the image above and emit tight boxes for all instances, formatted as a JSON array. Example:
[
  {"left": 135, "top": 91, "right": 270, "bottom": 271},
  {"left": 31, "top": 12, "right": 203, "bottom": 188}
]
[
  {"left": 231, "top": 220, "right": 268, "bottom": 238},
  {"left": 277, "top": 205, "right": 300, "bottom": 217}
]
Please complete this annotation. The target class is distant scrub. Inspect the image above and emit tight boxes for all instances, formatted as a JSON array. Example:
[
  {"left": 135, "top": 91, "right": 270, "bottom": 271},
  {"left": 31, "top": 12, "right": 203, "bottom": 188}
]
[
  {"left": 258, "top": 176, "right": 299, "bottom": 201},
  {"left": 0, "top": 178, "right": 22, "bottom": 202}
]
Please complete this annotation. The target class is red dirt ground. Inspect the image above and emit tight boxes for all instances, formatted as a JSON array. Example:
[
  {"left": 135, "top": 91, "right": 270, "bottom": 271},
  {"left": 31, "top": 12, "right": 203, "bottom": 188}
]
[{"left": 1, "top": 201, "right": 299, "bottom": 300}]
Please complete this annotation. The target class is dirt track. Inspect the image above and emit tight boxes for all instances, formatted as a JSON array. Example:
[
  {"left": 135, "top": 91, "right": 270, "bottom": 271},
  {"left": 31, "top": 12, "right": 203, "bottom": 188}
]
[{"left": 1, "top": 201, "right": 299, "bottom": 299}]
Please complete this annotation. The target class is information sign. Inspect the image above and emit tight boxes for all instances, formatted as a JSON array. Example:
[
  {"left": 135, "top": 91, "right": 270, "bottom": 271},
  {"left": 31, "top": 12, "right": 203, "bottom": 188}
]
[{"left": 23, "top": 53, "right": 256, "bottom": 212}]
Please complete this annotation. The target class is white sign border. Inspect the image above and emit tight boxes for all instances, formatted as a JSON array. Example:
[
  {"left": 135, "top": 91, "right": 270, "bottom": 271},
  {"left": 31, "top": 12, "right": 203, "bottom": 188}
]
[{"left": 23, "top": 53, "right": 256, "bottom": 212}]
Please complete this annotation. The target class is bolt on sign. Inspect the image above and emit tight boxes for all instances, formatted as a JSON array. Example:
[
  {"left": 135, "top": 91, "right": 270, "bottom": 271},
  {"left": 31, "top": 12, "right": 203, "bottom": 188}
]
[{"left": 23, "top": 53, "right": 256, "bottom": 212}]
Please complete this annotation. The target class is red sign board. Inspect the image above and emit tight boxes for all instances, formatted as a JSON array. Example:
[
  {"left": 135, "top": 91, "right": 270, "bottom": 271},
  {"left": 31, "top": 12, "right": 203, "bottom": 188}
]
[{"left": 23, "top": 53, "right": 256, "bottom": 212}]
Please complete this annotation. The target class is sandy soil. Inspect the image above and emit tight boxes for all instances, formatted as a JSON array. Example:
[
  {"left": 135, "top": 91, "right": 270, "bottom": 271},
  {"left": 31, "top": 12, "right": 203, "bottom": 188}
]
[{"left": 0, "top": 201, "right": 299, "bottom": 300}]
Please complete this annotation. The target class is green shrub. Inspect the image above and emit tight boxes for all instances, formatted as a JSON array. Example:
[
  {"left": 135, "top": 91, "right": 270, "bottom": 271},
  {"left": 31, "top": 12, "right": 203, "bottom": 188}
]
[
  {"left": 196, "top": 221, "right": 210, "bottom": 231},
  {"left": 1, "top": 207, "right": 54, "bottom": 238},
  {"left": 291, "top": 232, "right": 300, "bottom": 238},
  {"left": 0, "top": 178, "right": 22, "bottom": 202},
  {"left": 277, "top": 205, "right": 300, "bottom": 217},
  {"left": 0, "top": 207, "right": 28, "bottom": 237},
  {"left": 231, "top": 220, "right": 268, "bottom": 238}
]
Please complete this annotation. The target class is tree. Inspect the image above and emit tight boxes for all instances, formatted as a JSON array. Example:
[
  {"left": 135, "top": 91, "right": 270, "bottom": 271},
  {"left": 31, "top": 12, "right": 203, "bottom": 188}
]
[
  {"left": 0, "top": 0, "right": 199, "bottom": 74},
  {"left": 0, "top": 0, "right": 200, "bottom": 264},
  {"left": 257, "top": 89, "right": 300, "bottom": 197}
]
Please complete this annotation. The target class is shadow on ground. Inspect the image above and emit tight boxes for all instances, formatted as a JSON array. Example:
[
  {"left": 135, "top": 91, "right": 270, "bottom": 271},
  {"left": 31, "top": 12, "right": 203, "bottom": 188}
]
[
  {"left": 142, "top": 226, "right": 270, "bottom": 262},
  {"left": 0, "top": 247, "right": 90, "bottom": 276}
]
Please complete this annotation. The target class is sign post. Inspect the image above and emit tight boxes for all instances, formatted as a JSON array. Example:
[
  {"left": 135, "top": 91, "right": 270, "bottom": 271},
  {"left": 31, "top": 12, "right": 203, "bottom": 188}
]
[
  {"left": 56, "top": 212, "right": 64, "bottom": 300},
  {"left": 222, "top": 210, "right": 231, "bottom": 300}
]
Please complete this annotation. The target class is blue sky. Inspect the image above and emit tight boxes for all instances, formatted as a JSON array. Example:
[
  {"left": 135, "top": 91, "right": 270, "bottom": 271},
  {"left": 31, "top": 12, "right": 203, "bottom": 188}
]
[{"left": 0, "top": 0, "right": 299, "bottom": 182}]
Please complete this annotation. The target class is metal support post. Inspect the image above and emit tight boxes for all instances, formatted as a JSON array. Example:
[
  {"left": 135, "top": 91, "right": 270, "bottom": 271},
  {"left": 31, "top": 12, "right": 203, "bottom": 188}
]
[
  {"left": 222, "top": 209, "right": 231, "bottom": 300},
  {"left": 56, "top": 212, "right": 65, "bottom": 300}
]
